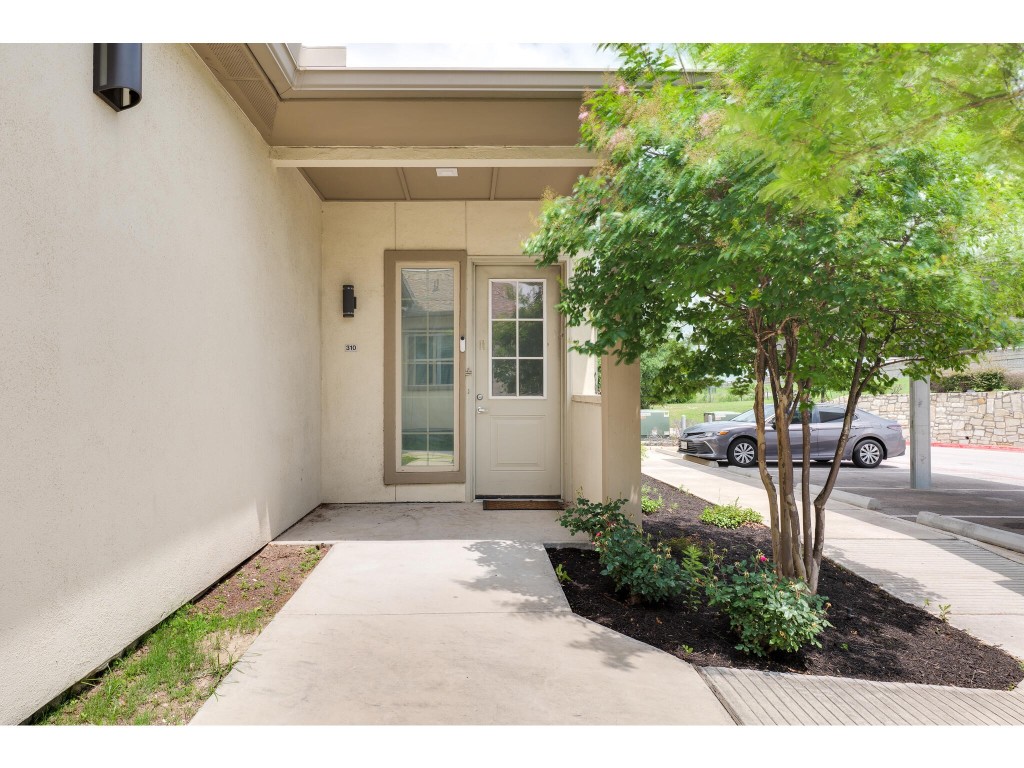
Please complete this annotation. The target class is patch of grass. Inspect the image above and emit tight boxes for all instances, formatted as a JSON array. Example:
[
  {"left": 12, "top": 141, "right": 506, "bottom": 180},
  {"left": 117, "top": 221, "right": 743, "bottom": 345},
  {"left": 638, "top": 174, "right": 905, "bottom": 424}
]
[
  {"left": 38, "top": 605, "right": 265, "bottom": 726},
  {"left": 36, "top": 544, "right": 331, "bottom": 726},
  {"left": 699, "top": 501, "right": 762, "bottom": 529},
  {"left": 300, "top": 545, "right": 325, "bottom": 573},
  {"left": 654, "top": 400, "right": 757, "bottom": 428},
  {"left": 640, "top": 484, "right": 663, "bottom": 515}
]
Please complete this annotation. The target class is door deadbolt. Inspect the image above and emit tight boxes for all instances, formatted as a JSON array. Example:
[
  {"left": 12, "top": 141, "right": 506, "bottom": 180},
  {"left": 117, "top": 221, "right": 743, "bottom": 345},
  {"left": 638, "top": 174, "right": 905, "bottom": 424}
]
[{"left": 476, "top": 394, "right": 483, "bottom": 401}]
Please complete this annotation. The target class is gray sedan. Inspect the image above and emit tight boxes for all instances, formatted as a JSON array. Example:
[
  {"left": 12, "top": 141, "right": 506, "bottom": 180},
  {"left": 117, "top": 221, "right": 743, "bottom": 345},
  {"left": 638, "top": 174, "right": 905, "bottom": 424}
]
[{"left": 679, "top": 405, "right": 906, "bottom": 468}]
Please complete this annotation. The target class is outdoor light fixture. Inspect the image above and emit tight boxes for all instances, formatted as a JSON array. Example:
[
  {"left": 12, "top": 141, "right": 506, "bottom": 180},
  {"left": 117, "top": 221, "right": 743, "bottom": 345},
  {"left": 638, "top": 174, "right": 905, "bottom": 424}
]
[
  {"left": 93, "top": 44, "right": 142, "bottom": 112},
  {"left": 342, "top": 284, "right": 357, "bottom": 317}
]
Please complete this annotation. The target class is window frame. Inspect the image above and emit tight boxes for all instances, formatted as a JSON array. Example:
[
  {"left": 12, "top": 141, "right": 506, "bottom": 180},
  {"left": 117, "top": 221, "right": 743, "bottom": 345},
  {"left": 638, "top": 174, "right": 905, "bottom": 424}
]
[{"left": 383, "top": 250, "right": 467, "bottom": 485}]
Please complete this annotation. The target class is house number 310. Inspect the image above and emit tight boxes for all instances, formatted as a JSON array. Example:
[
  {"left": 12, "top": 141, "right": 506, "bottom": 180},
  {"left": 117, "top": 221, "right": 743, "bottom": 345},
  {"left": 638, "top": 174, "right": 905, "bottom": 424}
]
[{"left": 345, "top": 344, "right": 357, "bottom": 352}]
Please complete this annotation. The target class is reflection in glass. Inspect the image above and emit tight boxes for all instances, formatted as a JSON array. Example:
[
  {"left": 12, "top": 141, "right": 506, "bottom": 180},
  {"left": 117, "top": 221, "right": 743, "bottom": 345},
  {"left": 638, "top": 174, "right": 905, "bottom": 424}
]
[
  {"left": 400, "top": 267, "right": 455, "bottom": 467},
  {"left": 490, "top": 281, "right": 516, "bottom": 319},
  {"left": 492, "top": 359, "right": 517, "bottom": 396},
  {"left": 492, "top": 321, "right": 517, "bottom": 357},
  {"left": 518, "top": 281, "right": 544, "bottom": 319},
  {"left": 519, "top": 360, "right": 543, "bottom": 396},
  {"left": 518, "top": 321, "right": 543, "bottom": 358}
]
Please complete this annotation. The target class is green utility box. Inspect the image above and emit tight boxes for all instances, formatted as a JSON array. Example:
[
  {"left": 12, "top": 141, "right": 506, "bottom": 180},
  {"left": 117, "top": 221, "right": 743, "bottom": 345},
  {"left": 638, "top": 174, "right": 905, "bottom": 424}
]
[{"left": 640, "top": 409, "right": 671, "bottom": 437}]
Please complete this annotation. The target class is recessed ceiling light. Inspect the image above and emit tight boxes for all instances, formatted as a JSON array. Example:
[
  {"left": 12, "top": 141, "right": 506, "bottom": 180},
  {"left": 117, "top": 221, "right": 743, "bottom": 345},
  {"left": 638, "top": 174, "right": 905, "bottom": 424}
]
[{"left": 435, "top": 168, "right": 458, "bottom": 177}]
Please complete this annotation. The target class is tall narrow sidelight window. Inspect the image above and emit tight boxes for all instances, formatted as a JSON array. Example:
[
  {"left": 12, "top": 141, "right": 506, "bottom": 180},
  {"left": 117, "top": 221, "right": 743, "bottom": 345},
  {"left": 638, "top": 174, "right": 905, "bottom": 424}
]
[
  {"left": 384, "top": 252, "right": 466, "bottom": 484},
  {"left": 400, "top": 267, "right": 455, "bottom": 467}
]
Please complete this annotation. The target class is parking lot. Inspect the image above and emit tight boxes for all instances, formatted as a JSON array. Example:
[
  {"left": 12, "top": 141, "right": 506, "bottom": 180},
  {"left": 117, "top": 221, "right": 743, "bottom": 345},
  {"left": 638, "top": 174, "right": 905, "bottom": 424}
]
[{"left": 746, "top": 446, "right": 1024, "bottom": 536}]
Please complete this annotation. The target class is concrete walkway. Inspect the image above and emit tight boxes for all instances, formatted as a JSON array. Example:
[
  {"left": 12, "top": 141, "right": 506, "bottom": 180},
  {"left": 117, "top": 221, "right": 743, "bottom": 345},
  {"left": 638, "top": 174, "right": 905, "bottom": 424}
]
[
  {"left": 191, "top": 503, "right": 734, "bottom": 725},
  {"left": 701, "top": 667, "right": 1024, "bottom": 725},
  {"left": 193, "top": 468, "right": 1024, "bottom": 726}
]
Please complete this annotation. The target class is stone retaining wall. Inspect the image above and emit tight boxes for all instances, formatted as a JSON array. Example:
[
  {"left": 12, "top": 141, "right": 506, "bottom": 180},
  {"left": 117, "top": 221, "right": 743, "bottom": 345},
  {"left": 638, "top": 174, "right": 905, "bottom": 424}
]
[{"left": 829, "top": 391, "right": 1024, "bottom": 447}]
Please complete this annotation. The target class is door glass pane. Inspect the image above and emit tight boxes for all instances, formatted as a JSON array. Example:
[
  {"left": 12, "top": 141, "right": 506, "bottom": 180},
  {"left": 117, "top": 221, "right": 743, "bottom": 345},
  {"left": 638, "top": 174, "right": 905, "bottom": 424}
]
[
  {"left": 490, "top": 281, "right": 516, "bottom": 319},
  {"left": 518, "top": 281, "right": 544, "bottom": 319},
  {"left": 519, "top": 360, "right": 543, "bottom": 396},
  {"left": 492, "top": 359, "right": 517, "bottom": 396},
  {"left": 489, "top": 278, "right": 546, "bottom": 398},
  {"left": 492, "top": 321, "right": 516, "bottom": 357},
  {"left": 518, "top": 321, "right": 543, "bottom": 358},
  {"left": 400, "top": 267, "right": 455, "bottom": 467}
]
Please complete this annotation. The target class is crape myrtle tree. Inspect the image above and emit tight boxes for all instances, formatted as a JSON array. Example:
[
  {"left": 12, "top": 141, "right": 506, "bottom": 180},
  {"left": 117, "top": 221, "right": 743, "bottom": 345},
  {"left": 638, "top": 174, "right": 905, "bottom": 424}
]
[{"left": 524, "top": 44, "right": 1023, "bottom": 592}]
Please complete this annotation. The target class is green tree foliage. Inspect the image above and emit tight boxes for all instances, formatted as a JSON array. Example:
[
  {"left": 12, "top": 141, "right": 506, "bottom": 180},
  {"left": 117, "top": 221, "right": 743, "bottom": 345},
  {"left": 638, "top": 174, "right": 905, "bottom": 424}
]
[
  {"left": 640, "top": 336, "right": 716, "bottom": 407},
  {"left": 686, "top": 43, "right": 1024, "bottom": 208},
  {"left": 525, "top": 43, "right": 1023, "bottom": 592}
]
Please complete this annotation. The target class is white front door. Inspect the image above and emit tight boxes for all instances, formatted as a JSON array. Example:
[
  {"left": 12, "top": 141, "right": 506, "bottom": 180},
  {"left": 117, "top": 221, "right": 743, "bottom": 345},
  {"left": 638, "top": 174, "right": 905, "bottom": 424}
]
[{"left": 473, "top": 265, "right": 562, "bottom": 497}]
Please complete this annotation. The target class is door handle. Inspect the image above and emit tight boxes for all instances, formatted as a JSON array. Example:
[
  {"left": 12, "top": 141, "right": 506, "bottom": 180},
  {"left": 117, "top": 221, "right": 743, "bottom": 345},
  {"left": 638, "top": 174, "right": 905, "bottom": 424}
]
[{"left": 476, "top": 406, "right": 488, "bottom": 414}]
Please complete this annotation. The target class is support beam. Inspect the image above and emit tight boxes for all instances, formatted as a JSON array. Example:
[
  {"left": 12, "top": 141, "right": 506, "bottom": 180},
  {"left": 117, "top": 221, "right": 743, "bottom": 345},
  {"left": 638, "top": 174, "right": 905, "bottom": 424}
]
[
  {"left": 600, "top": 353, "right": 641, "bottom": 524},
  {"left": 909, "top": 378, "right": 932, "bottom": 490},
  {"left": 269, "top": 145, "right": 599, "bottom": 168}
]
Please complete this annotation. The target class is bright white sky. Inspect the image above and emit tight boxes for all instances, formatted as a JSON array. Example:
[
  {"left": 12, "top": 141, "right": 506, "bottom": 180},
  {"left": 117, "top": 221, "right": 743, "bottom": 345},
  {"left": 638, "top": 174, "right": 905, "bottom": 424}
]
[
  {"left": 6, "top": 0, "right": 1017, "bottom": 43},
  {"left": 326, "top": 43, "right": 624, "bottom": 69}
]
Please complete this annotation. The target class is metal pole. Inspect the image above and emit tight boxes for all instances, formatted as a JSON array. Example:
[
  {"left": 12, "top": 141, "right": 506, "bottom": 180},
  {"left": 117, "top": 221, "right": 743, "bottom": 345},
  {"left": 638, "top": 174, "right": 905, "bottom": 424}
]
[{"left": 909, "top": 378, "right": 931, "bottom": 490}]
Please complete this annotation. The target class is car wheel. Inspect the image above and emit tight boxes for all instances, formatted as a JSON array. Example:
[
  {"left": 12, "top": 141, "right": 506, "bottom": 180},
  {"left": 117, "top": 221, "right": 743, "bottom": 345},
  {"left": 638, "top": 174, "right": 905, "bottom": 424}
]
[
  {"left": 727, "top": 438, "right": 757, "bottom": 468},
  {"left": 851, "top": 438, "right": 884, "bottom": 468}
]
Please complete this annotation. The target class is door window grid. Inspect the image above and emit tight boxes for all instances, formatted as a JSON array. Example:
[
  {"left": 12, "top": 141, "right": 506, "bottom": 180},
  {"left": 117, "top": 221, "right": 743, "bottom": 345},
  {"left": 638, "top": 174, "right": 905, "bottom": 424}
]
[{"left": 489, "top": 279, "right": 546, "bottom": 399}]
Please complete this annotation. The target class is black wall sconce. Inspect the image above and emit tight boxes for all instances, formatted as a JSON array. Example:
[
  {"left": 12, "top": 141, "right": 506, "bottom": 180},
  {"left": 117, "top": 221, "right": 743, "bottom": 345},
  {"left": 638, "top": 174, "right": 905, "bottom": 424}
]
[
  {"left": 342, "top": 285, "right": 357, "bottom": 317},
  {"left": 93, "top": 44, "right": 142, "bottom": 112}
]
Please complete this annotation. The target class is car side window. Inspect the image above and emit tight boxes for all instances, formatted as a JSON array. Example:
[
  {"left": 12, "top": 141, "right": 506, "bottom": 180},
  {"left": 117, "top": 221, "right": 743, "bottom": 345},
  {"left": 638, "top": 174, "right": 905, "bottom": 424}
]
[
  {"left": 818, "top": 409, "right": 846, "bottom": 423},
  {"left": 789, "top": 408, "right": 815, "bottom": 425}
]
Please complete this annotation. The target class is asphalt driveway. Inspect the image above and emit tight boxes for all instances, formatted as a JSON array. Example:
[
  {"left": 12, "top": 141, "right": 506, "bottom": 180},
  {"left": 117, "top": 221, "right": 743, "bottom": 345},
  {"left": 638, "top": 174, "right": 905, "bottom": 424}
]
[{"left": 741, "top": 446, "right": 1024, "bottom": 536}]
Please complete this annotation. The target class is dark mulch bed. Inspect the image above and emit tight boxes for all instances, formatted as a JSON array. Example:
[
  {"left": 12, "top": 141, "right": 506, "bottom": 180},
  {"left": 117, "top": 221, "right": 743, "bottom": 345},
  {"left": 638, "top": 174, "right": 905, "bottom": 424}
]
[{"left": 548, "top": 474, "right": 1024, "bottom": 690}]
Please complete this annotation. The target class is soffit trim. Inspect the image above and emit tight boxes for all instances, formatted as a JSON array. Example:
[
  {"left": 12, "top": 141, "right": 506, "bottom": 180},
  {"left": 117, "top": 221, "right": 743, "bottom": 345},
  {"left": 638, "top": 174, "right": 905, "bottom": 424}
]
[
  {"left": 248, "top": 43, "right": 615, "bottom": 99},
  {"left": 270, "top": 145, "right": 599, "bottom": 168}
]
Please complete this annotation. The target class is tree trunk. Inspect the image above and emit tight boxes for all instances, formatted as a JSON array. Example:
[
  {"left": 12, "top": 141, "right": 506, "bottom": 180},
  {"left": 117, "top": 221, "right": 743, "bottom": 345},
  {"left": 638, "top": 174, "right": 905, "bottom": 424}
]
[
  {"left": 763, "top": 331, "right": 806, "bottom": 581},
  {"left": 752, "top": 341, "right": 782, "bottom": 563},
  {"left": 799, "top": 383, "right": 813, "bottom": 581}
]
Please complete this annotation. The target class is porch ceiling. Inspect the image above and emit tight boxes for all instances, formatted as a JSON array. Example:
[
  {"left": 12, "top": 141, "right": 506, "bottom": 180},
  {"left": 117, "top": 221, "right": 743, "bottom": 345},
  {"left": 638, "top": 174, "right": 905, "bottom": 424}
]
[{"left": 192, "top": 43, "right": 606, "bottom": 202}]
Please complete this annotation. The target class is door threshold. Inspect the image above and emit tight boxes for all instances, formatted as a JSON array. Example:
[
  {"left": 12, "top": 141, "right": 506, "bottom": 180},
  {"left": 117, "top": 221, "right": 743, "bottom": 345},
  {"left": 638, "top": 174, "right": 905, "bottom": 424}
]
[
  {"left": 476, "top": 494, "right": 562, "bottom": 500},
  {"left": 480, "top": 498, "right": 565, "bottom": 511}
]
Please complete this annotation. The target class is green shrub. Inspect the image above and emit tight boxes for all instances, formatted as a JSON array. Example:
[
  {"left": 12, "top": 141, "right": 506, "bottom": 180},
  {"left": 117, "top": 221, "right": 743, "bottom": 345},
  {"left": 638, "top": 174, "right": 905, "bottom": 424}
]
[
  {"left": 1004, "top": 371, "right": 1024, "bottom": 391},
  {"left": 934, "top": 366, "right": 1008, "bottom": 393},
  {"left": 700, "top": 501, "right": 762, "bottom": 529},
  {"left": 558, "top": 496, "right": 695, "bottom": 604},
  {"left": 595, "top": 523, "right": 691, "bottom": 604},
  {"left": 705, "top": 553, "right": 832, "bottom": 657},
  {"left": 558, "top": 496, "right": 631, "bottom": 538},
  {"left": 640, "top": 484, "right": 663, "bottom": 515},
  {"left": 661, "top": 535, "right": 716, "bottom": 606}
]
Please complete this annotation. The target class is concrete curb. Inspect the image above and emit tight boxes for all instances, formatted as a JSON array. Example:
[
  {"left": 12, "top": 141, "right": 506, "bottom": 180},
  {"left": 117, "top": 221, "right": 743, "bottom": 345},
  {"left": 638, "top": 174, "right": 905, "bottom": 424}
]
[
  {"left": 652, "top": 450, "right": 885, "bottom": 512},
  {"left": 929, "top": 442, "right": 1024, "bottom": 453},
  {"left": 720, "top": 465, "right": 881, "bottom": 510},
  {"left": 916, "top": 511, "right": 1024, "bottom": 556}
]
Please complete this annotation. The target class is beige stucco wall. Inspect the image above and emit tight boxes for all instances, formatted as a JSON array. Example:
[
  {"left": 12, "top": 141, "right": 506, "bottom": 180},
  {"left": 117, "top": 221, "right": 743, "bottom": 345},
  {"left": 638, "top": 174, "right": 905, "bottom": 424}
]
[
  {"left": 569, "top": 397, "right": 604, "bottom": 502},
  {"left": 320, "top": 201, "right": 548, "bottom": 502},
  {"left": 0, "top": 45, "right": 323, "bottom": 723}
]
